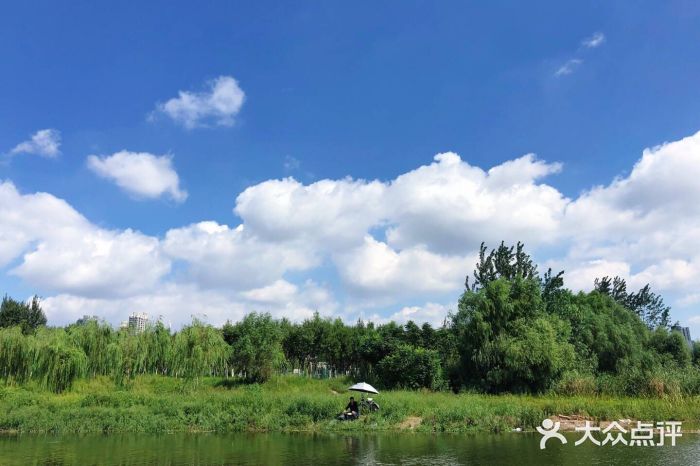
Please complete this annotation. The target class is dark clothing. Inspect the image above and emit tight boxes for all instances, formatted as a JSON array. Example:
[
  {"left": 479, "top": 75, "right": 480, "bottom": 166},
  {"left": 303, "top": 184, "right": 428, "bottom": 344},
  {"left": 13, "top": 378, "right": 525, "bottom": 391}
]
[{"left": 346, "top": 401, "right": 358, "bottom": 413}]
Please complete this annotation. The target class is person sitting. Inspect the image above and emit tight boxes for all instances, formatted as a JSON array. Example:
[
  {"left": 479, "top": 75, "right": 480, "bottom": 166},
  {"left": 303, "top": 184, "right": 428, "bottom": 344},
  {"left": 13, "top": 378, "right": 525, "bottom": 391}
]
[{"left": 339, "top": 396, "right": 359, "bottom": 420}]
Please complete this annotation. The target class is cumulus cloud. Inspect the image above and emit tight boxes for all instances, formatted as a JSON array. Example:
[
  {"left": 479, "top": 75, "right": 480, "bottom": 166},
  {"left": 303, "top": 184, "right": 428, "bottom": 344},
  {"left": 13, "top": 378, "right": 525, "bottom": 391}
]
[
  {"left": 581, "top": 32, "right": 605, "bottom": 49},
  {"left": 5, "top": 129, "right": 700, "bottom": 328},
  {"left": 153, "top": 76, "right": 245, "bottom": 129},
  {"left": 0, "top": 181, "right": 170, "bottom": 298},
  {"left": 560, "top": 130, "right": 700, "bottom": 299},
  {"left": 235, "top": 177, "right": 386, "bottom": 250},
  {"left": 385, "top": 153, "right": 566, "bottom": 254},
  {"left": 162, "top": 221, "right": 315, "bottom": 290},
  {"left": 42, "top": 280, "right": 337, "bottom": 328},
  {"left": 334, "top": 236, "right": 473, "bottom": 299},
  {"left": 9, "top": 129, "right": 61, "bottom": 158},
  {"left": 87, "top": 150, "right": 188, "bottom": 202}
]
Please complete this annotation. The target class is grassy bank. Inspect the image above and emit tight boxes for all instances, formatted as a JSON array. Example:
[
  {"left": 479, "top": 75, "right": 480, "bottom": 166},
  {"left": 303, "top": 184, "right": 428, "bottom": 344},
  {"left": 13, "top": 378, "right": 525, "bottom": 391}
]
[{"left": 1, "top": 375, "right": 699, "bottom": 434}]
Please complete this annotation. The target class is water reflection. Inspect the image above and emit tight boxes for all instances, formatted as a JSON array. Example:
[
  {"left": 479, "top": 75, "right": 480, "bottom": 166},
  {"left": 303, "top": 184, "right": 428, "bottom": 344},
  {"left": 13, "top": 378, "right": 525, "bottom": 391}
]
[{"left": 0, "top": 432, "right": 698, "bottom": 465}]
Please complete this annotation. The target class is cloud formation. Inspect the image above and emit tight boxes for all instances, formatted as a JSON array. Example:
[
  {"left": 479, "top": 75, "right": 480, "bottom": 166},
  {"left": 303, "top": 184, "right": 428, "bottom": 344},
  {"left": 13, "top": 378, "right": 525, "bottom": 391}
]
[
  {"left": 0, "top": 181, "right": 170, "bottom": 298},
  {"left": 87, "top": 151, "right": 188, "bottom": 202},
  {"left": 555, "top": 59, "right": 583, "bottom": 77},
  {"left": 9, "top": 129, "right": 61, "bottom": 158},
  {"left": 153, "top": 76, "right": 245, "bottom": 129},
  {"left": 554, "top": 31, "right": 605, "bottom": 77},
  {"left": 581, "top": 32, "right": 606, "bottom": 49},
  {"left": 3, "top": 130, "right": 700, "bottom": 334}
]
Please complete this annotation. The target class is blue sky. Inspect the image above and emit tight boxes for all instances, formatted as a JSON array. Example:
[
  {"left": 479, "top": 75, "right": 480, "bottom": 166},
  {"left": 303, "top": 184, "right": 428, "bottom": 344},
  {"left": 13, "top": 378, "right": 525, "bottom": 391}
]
[{"left": 2, "top": 1, "right": 700, "bottom": 333}]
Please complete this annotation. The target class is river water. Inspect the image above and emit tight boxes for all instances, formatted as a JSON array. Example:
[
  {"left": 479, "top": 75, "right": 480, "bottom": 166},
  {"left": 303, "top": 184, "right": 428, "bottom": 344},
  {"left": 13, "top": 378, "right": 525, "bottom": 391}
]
[{"left": 0, "top": 432, "right": 698, "bottom": 465}]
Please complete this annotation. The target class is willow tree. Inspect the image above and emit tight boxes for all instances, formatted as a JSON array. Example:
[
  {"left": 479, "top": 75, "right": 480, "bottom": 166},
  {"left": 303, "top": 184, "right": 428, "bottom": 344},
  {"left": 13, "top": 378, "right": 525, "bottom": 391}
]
[
  {"left": 109, "top": 329, "right": 153, "bottom": 386},
  {"left": 169, "top": 320, "right": 229, "bottom": 383},
  {"left": 0, "top": 326, "right": 32, "bottom": 383},
  {"left": 69, "top": 319, "right": 116, "bottom": 377},
  {"left": 32, "top": 329, "right": 87, "bottom": 393},
  {"left": 141, "top": 322, "right": 172, "bottom": 375}
]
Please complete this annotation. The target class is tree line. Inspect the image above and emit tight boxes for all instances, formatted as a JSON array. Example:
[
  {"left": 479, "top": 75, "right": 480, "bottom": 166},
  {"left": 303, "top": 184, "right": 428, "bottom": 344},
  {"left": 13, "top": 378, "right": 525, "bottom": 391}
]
[{"left": 1, "top": 241, "right": 699, "bottom": 394}]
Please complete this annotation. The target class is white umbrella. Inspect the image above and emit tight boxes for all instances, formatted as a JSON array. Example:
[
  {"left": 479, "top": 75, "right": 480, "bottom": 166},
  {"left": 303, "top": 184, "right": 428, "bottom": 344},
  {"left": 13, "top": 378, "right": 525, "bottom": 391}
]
[{"left": 348, "top": 382, "right": 379, "bottom": 394}]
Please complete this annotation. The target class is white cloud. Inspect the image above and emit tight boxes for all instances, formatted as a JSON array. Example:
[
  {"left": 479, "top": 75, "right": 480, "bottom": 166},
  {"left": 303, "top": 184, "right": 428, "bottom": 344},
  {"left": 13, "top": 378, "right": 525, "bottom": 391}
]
[
  {"left": 242, "top": 279, "right": 298, "bottom": 303},
  {"left": 87, "top": 150, "right": 188, "bottom": 202},
  {"left": 555, "top": 59, "right": 583, "bottom": 77},
  {"left": 559, "top": 130, "right": 700, "bottom": 301},
  {"left": 556, "top": 259, "right": 631, "bottom": 292},
  {"left": 42, "top": 279, "right": 337, "bottom": 328},
  {"left": 386, "top": 302, "right": 452, "bottom": 327},
  {"left": 385, "top": 152, "right": 566, "bottom": 254},
  {"left": 5, "top": 129, "right": 700, "bottom": 328},
  {"left": 235, "top": 177, "right": 386, "bottom": 250},
  {"left": 9, "top": 129, "right": 61, "bottom": 158},
  {"left": 162, "top": 221, "right": 315, "bottom": 290},
  {"left": 334, "top": 236, "right": 473, "bottom": 298},
  {"left": 0, "top": 181, "right": 170, "bottom": 298},
  {"left": 581, "top": 32, "right": 605, "bottom": 49},
  {"left": 13, "top": 228, "right": 168, "bottom": 298},
  {"left": 153, "top": 76, "right": 245, "bottom": 129}
]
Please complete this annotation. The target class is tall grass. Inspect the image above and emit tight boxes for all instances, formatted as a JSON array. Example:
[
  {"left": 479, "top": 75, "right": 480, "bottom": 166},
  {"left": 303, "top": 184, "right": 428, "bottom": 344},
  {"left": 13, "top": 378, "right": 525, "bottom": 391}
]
[{"left": 1, "top": 374, "right": 699, "bottom": 434}]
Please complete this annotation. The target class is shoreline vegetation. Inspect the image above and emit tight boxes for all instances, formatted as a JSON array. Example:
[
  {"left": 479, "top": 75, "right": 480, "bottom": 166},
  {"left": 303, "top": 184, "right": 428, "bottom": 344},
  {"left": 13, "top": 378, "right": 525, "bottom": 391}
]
[
  {"left": 1, "top": 375, "right": 699, "bottom": 435},
  {"left": 2, "top": 241, "right": 700, "bottom": 435}
]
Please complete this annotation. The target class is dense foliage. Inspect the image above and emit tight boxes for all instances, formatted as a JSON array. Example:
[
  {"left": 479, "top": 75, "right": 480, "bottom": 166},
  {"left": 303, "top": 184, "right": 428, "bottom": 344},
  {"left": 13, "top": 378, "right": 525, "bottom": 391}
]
[
  {"left": 0, "top": 295, "right": 46, "bottom": 334},
  {"left": 0, "top": 241, "right": 697, "bottom": 395}
]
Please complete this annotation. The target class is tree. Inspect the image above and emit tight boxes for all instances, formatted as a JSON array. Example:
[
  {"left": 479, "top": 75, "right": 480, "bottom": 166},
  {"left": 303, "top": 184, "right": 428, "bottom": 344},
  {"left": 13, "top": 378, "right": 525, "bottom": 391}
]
[
  {"left": 33, "top": 328, "right": 87, "bottom": 393},
  {"left": 557, "top": 291, "right": 650, "bottom": 373},
  {"left": 0, "top": 295, "right": 47, "bottom": 334},
  {"left": 468, "top": 241, "right": 539, "bottom": 291},
  {"left": 651, "top": 327, "right": 691, "bottom": 367},
  {"left": 452, "top": 277, "right": 574, "bottom": 392},
  {"left": 376, "top": 344, "right": 444, "bottom": 390},
  {"left": 68, "top": 319, "right": 115, "bottom": 377},
  {"left": 0, "top": 326, "right": 32, "bottom": 383},
  {"left": 170, "top": 320, "right": 230, "bottom": 384},
  {"left": 594, "top": 277, "right": 670, "bottom": 329},
  {"left": 228, "top": 313, "right": 284, "bottom": 383}
]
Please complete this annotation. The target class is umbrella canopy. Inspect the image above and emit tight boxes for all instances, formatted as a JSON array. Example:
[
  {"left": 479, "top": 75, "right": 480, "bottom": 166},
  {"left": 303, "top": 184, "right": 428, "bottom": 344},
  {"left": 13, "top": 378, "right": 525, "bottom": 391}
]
[{"left": 348, "top": 382, "right": 379, "bottom": 394}]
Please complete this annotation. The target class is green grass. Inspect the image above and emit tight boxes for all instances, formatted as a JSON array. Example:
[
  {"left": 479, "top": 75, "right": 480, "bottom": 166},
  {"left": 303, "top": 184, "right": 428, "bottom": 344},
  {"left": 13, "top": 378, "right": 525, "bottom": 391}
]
[{"left": 1, "top": 375, "right": 699, "bottom": 434}]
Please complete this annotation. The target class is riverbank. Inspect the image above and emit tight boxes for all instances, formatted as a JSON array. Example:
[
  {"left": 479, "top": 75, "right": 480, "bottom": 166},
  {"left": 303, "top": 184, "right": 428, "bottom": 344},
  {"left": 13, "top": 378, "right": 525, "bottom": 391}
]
[{"left": 1, "top": 375, "right": 699, "bottom": 434}]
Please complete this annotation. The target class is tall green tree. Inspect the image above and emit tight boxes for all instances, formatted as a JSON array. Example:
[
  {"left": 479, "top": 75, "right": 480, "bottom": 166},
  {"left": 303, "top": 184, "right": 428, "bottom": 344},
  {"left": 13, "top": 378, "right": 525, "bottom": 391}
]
[
  {"left": 453, "top": 277, "right": 575, "bottom": 392},
  {"left": 170, "top": 320, "right": 229, "bottom": 383},
  {"left": 227, "top": 313, "right": 284, "bottom": 383},
  {"left": 0, "top": 295, "right": 47, "bottom": 334},
  {"left": 594, "top": 276, "right": 670, "bottom": 329}
]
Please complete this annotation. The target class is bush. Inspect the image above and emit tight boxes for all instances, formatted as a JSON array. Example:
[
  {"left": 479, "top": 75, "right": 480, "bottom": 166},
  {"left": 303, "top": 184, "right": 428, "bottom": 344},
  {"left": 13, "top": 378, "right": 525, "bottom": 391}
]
[
  {"left": 554, "top": 371, "right": 597, "bottom": 396},
  {"left": 376, "top": 344, "right": 445, "bottom": 390}
]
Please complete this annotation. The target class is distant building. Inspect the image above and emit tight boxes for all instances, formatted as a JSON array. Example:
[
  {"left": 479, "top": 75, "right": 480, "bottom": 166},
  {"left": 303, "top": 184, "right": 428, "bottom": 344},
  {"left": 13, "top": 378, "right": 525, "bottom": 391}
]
[
  {"left": 128, "top": 312, "right": 149, "bottom": 334},
  {"left": 671, "top": 325, "right": 692, "bottom": 347}
]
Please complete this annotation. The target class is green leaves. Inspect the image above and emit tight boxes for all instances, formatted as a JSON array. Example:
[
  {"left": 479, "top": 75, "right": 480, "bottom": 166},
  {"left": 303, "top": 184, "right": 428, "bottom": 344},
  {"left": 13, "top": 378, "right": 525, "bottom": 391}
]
[
  {"left": 376, "top": 344, "right": 444, "bottom": 390},
  {"left": 454, "top": 277, "right": 575, "bottom": 393},
  {"left": 0, "top": 295, "right": 46, "bottom": 334},
  {"left": 228, "top": 313, "right": 284, "bottom": 383},
  {"left": 171, "top": 321, "right": 230, "bottom": 383}
]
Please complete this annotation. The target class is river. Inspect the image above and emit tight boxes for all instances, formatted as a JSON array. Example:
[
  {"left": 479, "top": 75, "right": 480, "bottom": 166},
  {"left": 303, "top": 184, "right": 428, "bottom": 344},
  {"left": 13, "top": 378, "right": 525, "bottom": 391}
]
[{"left": 0, "top": 432, "right": 698, "bottom": 465}]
